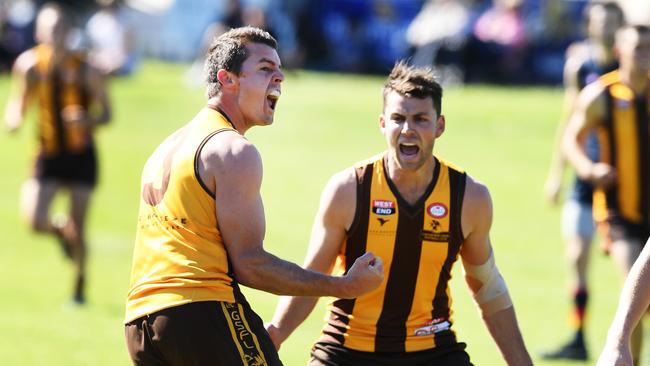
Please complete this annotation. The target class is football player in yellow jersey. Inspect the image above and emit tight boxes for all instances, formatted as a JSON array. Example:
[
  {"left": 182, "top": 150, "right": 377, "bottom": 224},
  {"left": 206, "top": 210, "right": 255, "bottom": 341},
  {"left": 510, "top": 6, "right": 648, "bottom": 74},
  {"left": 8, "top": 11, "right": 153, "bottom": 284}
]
[
  {"left": 4, "top": 3, "right": 111, "bottom": 305},
  {"left": 563, "top": 24, "right": 650, "bottom": 364},
  {"left": 266, "top": 62, "right": 532, "bottom": 365},
  {"left": 124, "top": 27, "right": 383, "bottom": 365}
]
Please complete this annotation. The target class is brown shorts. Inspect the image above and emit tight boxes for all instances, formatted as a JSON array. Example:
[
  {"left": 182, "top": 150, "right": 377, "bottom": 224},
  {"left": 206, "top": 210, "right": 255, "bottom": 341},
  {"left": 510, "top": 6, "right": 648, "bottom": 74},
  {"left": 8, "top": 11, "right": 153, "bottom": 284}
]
[
  {"left": 125, "top": 301, "right": 282, "bottom": 366},
  {"left": 598, "top": 217, "right": 650, "bottom": 253},
  {"left": 309, "top": 341, "right": 473, "bottom": 366},
  {"left": 34, "top": 147, "right": 97, "bottom": 187}
]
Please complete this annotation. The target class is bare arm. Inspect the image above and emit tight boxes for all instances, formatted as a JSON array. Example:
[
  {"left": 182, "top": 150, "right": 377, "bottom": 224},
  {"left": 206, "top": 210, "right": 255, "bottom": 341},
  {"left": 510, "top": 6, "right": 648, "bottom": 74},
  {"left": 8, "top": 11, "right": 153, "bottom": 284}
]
[
  {"left": 460, "top": 176, "right": 532, "bottom": 366},
  {"left": 266, "top": 168, "right": 358, "bottom": 349},
  {"left": 204, "top": 135, "right": 383, "bottom": 300},
  {"left": 4, "top": 51, "right": 36, "bottom": 132},
  {"left": 597, "top": 237, "right": 650, "bottom": 366},
  {"left": 85, "top": 64, "right": 111, "bottom": 127},
  {"left": 544, "top": 46, "right": 584, "bottom": 203},
  {"left": 561, "top": 81, "right": 616, "bottom": 187}
]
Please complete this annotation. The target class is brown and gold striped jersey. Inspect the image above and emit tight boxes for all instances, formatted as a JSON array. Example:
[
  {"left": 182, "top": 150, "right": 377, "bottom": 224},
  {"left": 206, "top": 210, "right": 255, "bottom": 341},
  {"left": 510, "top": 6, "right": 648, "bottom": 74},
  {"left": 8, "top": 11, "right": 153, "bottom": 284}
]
[
  {"left": 125, "top": 108, "right": 240, "bottom": 323},
  {"left": 32, "top": 44, "right": 93, "bottom": 157},
  {"left": 593, "top": 71, "right": 650, "bottom": 225},
  {"left": 320, "top": 154, "right": 467, "bottom": 352}
]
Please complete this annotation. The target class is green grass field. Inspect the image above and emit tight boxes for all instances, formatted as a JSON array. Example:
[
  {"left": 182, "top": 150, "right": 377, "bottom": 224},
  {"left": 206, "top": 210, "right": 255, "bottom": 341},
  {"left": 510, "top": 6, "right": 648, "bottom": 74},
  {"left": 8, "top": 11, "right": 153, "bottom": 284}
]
[{"left": 0, "top": 62, "right": 633, "bottom": 365}]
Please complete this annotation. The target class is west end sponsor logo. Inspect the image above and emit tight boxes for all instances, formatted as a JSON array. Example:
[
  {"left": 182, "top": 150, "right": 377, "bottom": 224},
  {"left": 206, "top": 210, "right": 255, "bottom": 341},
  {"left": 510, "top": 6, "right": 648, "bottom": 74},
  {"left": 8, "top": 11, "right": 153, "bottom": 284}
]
[{"left": 372, "top": 200, "right": 396, "bottom": 216}]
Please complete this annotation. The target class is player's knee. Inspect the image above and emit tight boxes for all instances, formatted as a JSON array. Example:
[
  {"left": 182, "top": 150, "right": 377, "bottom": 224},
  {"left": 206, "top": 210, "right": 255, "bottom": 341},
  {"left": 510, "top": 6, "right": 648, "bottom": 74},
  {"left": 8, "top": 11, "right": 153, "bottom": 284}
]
[
  {"left": 566, "top": 251, "right": 582, "bottom": 267},
  {"left": 566, "top": 243, "right": 587, "bottom": 265}
]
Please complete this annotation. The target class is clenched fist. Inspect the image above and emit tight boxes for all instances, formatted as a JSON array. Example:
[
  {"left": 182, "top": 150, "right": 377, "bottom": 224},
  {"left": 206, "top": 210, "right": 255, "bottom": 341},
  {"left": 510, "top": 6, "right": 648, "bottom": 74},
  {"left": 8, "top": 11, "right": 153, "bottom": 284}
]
[{"left": 338, "top": 252, "right": 384, "bottom": 299}]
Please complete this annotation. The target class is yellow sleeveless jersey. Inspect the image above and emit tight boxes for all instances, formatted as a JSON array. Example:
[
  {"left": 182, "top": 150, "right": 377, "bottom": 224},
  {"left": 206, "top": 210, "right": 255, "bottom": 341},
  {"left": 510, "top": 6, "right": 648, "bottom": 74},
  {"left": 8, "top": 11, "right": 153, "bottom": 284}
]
[
  {"left": 125, "top": 107, "right": 240, "bottom": 323},
  {"left": 319, "top": 154, "right": 467, "bottom": 352},
  {"left": 593, "top": 71, "right": 650, "bottom": 225},
  {"left": 33, "top": 44, "right": 92, "bottom": 157}
]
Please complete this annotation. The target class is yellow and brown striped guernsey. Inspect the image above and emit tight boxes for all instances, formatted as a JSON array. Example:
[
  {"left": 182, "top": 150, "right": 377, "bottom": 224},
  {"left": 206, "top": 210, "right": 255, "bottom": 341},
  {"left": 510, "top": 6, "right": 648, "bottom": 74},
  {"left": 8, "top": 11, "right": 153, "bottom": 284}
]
[
  {"left": 125, "top": 107, "right": 240, "bottom": 323},
  {"left": 33, "top": 44, "right": 92, "bottom": 157},
  {"left": 320, "top": 154, "right": 466, "bottom": 353},
  {"left": 593, "top": 71, "right": 650, "bottom": 225}
]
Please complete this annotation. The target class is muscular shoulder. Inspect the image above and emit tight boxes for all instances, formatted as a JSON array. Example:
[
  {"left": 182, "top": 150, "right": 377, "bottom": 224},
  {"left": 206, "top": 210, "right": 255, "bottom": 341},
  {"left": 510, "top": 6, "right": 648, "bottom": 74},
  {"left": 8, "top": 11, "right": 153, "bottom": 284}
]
[
  {"left": 461, "top": 174, "right": 493, "bottom": 238},
  {"left": 318, "top": 167, "right": 358, "bottom": 232},
  {"left": 323, "top": 167, "right": 357, "bottom": 206},
  {"left": 12, "top": 49, "right": 38, "bottom": 79},
  {"left": 576, "top": 79, "right": 608, "bottom": 122},
  {"left": 565, "top": 41, "right": 590, "bottom": 62},
  {"left": 200, "top": 130, "right": 262, "bottom": 192},
  {"left": 463, "top": 175, "right": 491, "bottom": 215},
  {"left": 563, "top": 42, "right": 590, "bottom": 87},
  {"left": 208, "top": 131, "right": 259, "bottom": 169}
]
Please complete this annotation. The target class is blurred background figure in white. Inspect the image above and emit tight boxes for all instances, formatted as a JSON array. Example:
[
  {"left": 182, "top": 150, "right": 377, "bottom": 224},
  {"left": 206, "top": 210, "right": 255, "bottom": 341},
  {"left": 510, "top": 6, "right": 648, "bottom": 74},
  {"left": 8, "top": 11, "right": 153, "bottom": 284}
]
[
  {"left": 86, "top": 0, "right": 138, "bottom": 76},
  {"left": 406, "top": 0, "right": 474, "bottom": 85}
]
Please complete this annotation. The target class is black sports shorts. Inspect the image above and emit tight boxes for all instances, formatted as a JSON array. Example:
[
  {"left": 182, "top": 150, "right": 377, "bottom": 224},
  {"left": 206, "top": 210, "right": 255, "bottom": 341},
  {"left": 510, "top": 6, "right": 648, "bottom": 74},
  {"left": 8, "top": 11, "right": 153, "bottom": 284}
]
[
  {"left": 309, "top": 341, "right": 473, "bottom": 366},
  {"left": 601, "top": 216, "right": 650, "bottom": 245},
  {"left": 125, "top": 301, "right": 282, "bottom": 366},
  {"left": 34, "top": 147, "right": 97, "bottom": 187}
]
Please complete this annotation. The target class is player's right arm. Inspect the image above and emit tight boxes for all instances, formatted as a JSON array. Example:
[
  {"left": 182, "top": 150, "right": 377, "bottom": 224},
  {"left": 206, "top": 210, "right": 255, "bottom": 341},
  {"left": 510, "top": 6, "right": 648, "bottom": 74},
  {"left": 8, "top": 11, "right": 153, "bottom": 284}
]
[
  {"left": 4, "top": 50, "right": 37, "bottom": 133},
  {"left": 561, "top": 80, "right": 616, "bottom": 188},
  {"left": 597, "top": 237, "right": 650, "bottom": 366},
  {"left": 200, "top": 134, "right": 383, "bottom": 300},
  {"left": 266, "top": 167, "right": 358, "bottom": 350},
  {"left": 544, "top": 44, "right": 585, "bottom": 203}
]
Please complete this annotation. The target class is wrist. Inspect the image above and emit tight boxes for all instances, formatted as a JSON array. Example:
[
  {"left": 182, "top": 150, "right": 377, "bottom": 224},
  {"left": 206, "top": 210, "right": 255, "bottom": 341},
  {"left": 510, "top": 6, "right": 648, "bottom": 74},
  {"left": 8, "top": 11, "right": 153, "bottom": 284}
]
[
  {"left": 330, "top": 275, "right": 351, "bottom": 299},
  {"left": 606, "top": 325, "right": 630, "bottom": 345},
  {"left": 577, "top": 161, "right": 595, "bottom": 180}
]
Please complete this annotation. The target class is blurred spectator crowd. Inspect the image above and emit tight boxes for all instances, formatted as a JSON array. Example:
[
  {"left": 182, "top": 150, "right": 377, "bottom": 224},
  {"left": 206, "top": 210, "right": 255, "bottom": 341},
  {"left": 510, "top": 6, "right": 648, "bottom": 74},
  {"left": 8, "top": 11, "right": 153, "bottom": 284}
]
[{"left": 1, "top": 0, "right": 649, "bottom": 84}]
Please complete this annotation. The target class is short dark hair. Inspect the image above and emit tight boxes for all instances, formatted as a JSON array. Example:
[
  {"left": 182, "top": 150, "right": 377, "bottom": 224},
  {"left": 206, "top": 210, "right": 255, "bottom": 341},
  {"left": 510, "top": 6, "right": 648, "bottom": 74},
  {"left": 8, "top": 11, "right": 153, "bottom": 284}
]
[
  {"left": 382, "top": 61, "right": 443, "bottom": 116},
  {"left": 630, "top": 24, "right": 650, "bottom": 35},
  {"left": 586, "top": 1, "right": 625, "bottom": 26},
  {"left": 204, "top": 26, "right": 278, "bottom": 98}
]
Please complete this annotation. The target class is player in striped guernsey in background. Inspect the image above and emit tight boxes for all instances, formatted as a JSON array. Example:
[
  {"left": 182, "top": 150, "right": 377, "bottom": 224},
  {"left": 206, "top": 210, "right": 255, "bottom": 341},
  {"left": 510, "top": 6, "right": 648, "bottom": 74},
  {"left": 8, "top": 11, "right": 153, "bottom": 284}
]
[
  {"left": 563, "top": 24, "right": 650, "bottom": 365},
  {"left": 266, "top": 61, "right": 532, "bottom": 365},
  {"left": 4, "top": 3, "right": 111, "bottom": 305},
  {"left": 542, "top": 2, "right": 625, "bottom": 360}
]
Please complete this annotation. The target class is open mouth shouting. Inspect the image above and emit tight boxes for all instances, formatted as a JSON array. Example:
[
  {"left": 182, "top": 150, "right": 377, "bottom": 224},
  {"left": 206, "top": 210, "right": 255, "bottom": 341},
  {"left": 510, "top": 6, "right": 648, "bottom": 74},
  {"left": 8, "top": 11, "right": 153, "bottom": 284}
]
[
  {"left": 267, "top": 89, "right": 280, "bottom": 111},
  {"left": 399, "top": 142, "right": 420, "bottom": 157}
]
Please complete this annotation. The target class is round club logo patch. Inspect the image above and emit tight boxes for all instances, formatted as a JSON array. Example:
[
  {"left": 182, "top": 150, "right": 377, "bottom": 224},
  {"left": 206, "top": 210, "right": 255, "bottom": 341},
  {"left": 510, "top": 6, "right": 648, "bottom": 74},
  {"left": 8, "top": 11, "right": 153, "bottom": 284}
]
[{"left": 427, "top": 203, "right": 448, "bottom": 218}]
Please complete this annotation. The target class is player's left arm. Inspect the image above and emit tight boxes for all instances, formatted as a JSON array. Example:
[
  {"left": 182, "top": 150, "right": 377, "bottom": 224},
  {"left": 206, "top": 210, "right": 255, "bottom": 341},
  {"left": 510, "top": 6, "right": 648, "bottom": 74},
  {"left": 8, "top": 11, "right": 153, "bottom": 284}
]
[
  {"left": 459, "top": 175, "right": 533, "bottom": 366},
  {"left": 84, "top": 62, "right": 111, "bottom": 128}
]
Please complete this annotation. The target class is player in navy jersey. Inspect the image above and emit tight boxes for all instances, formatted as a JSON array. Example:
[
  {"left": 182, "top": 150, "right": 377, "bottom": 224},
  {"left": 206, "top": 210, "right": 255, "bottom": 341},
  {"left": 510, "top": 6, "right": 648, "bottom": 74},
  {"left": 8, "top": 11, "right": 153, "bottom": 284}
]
[{"left": 542, "top": 2, "right": 624, "bottom": 361}]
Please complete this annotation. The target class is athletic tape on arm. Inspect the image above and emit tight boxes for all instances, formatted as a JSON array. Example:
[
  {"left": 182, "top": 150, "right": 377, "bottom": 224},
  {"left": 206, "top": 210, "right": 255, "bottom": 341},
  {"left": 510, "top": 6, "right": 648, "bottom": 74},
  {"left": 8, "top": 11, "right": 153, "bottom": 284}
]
[{"left": 462, "top": 251, "right": 512, "bottom": 317}]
